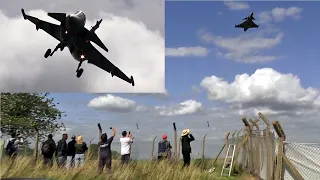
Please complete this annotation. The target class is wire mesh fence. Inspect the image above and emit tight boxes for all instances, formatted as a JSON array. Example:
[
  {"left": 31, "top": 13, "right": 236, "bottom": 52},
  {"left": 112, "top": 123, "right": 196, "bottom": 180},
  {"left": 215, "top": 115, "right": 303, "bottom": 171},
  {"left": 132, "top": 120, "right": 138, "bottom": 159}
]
[
  {"left": 283, "top": 142, "right": 320, "bottom": 180},
  {"left": 225, "top": 114, "right": 320, "bottom": 180}
]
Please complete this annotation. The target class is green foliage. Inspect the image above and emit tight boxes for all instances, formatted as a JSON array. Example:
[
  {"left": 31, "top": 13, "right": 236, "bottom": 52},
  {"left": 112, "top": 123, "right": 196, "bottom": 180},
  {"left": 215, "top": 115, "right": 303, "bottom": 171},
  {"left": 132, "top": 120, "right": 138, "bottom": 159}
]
[{"left": 1, "top": 93, "right": 66, "bottom": 141}]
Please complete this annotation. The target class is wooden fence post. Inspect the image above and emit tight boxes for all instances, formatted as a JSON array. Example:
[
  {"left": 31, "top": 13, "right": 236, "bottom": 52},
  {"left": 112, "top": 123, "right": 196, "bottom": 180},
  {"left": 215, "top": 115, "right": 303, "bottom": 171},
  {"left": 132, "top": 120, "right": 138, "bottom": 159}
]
[
  {"left": 201, "top": 134, "right": 207, "bottom": 160},
  {"left": 88, "top": 138, "right": 94, "bottom": 160},
  {"left": 273, "top": 120, "right": 285, "bottom": 180},
  {"left": 250, "top": 118, "right": 260, "bottom": 176},
  {"left": 151, "top": 136, "right": 157, "bottom": 160},
  {"left": 242, "top": 117, "right": 254, "bottom": 173},
  {"left": 272, "top": 120, "right": 304, "bottom": 180},
  {"left": 173, "top": 122, "right": 177, "bottom": 161},
  {"left": 259, "top": 112, "right": 272, "bottom": 180}
]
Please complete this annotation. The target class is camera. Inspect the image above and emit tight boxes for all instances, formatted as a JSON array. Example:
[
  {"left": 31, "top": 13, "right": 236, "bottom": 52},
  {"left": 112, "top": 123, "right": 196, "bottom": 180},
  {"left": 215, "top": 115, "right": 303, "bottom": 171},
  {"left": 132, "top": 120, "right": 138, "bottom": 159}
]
[{"left": 110, "top": 127, "right": 112, "bottom": 129}]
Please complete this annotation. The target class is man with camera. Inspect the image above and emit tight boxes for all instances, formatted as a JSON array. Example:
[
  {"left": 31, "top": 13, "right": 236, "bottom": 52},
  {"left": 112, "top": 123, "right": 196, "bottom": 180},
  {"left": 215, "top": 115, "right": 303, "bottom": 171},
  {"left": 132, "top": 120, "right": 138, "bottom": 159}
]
[{"left": 120, "top": 130, "right": 133, "bottom": 164}]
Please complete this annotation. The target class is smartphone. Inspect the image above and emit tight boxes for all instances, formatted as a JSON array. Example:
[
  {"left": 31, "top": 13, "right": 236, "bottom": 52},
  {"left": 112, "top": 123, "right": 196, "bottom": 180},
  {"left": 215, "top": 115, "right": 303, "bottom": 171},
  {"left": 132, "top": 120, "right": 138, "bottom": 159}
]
[{"left": 128, "top": 131, "right": 131, "bottom": 134}]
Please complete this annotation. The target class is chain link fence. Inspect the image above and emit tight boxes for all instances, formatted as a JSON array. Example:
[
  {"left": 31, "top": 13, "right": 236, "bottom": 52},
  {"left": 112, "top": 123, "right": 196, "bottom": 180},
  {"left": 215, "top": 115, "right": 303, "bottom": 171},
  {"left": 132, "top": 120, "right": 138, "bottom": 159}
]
[
  {"left": 225, "top": 113, "right": 320, "bottom": 180},
  {"left": 283, "top": 142, "right": 320, "bottom": 180}
]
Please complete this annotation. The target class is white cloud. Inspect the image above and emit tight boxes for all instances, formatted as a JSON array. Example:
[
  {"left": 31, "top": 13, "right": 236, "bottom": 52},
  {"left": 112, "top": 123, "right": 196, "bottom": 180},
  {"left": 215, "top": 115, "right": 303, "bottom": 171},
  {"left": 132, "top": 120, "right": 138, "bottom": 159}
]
[
  {"left": 224, "top": 1, "right": 250, "bottom": 10},
  {"left": 166, "top": 46, "right": 209, "bottom": 57},
  {"left": 156, "top": 100, "right": 203, "bottom": 116},
  {"left": 88, "top": 94, "right": 136, "bottom": 112},
  {"left": 258, "top": 7, "right": 302, "bottom": 24},
  {"left": 0, "top": 6, "right": 164, "bottom": 92},
  {"left": 198, "top": 29, "right": 283, "bottom": 63},
  {"left": 200, "top": 68, "right": 320, "bottom": 115}
]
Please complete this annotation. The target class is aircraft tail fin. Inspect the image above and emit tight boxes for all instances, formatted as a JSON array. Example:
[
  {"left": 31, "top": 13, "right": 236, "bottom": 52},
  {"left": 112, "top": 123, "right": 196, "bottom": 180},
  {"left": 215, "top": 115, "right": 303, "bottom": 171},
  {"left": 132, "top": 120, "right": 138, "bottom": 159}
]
[
  {"left": 90, "top": 19, "right": 103, "bottom": 32},
  {"left": 47, "top": 13, "right": 66, "bottom": 22},
  {"left": 131, "top": 76, "right": 135, "bottom": 86},
  {"left": 21, "top": 9, "right": 27, "bottom": 20}
]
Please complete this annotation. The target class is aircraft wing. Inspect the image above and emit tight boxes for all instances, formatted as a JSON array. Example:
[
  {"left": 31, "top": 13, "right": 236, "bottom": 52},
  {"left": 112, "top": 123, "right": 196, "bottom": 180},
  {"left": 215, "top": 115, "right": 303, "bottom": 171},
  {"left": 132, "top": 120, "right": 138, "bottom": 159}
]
[
  {"left": 21, "top": 9, "right": 61, "bottom": 41},
  {"left": 249, "top": 20, "right": 259, "bottom": 27},
  {"left": 86, "top": 44, "right": 134, "bottom": 86},
  {"left": 83, "top": 28, "right": 109, "bottom": 53},
  {"left": 235, "top": 22, "right": 244, "bottom": 28}
]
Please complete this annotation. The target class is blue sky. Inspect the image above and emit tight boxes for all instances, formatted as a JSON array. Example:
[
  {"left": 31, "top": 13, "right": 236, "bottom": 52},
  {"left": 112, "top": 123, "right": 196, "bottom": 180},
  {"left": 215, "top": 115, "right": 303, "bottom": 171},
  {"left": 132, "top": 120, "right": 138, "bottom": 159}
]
[
  {"left": 45, "top": 1, "right": 320, "bottom": 146},
  {"left": 2, "top": 1, "right": 320, "bottom": 159},
  {"left": 165, "top": 1, "right": 320, "bottom": 89}
]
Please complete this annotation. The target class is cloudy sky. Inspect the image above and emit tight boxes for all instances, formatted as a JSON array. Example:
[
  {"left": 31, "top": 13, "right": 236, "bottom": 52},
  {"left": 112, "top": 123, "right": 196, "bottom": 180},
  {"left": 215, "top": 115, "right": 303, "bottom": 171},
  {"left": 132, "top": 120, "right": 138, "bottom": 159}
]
[
  {"left": 0, "top": 0, "right": 165, "bottom": 93},
  {"left": 2, "top": 1, "right": 320, "bottom": 159}
]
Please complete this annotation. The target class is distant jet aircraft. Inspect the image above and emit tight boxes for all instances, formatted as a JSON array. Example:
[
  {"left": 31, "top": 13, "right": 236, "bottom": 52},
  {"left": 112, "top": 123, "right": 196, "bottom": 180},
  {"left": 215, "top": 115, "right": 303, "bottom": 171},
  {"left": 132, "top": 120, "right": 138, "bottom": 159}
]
[
  {"left": 21, "top": 9, "right": 134, "bottom": 86},
  {"left": 235, "top": 12, "right": 259, "bottom": 32}
]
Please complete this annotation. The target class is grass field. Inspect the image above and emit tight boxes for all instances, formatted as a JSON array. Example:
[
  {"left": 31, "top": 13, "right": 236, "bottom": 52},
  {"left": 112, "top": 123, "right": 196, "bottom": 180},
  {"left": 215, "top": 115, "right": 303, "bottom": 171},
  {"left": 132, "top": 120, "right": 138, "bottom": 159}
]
[{"left": 0, "top": 156, "right": 255, "bottom": 180}]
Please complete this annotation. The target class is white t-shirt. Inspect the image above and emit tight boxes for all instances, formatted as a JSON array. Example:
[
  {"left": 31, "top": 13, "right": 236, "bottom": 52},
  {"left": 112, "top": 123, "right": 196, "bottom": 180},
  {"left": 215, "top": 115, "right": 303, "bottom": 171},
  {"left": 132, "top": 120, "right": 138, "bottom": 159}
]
[{"left": 120, "top": 137, "right": 132, "bottom": 155}]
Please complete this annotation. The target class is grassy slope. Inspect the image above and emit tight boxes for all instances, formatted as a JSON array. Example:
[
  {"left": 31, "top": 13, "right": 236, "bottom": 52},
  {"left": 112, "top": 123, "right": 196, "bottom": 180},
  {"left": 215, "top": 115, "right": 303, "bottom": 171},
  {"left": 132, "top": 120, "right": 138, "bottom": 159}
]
[{"left": 0, "top": 156, "right": 255, "bottom": 180}]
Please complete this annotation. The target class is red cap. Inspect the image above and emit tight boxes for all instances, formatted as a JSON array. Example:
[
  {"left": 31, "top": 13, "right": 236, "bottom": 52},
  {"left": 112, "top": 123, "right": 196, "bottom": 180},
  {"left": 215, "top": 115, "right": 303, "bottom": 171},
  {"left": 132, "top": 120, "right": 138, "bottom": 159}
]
[{"left": 162, "top": 134, "right": 167, "bottom": 139}]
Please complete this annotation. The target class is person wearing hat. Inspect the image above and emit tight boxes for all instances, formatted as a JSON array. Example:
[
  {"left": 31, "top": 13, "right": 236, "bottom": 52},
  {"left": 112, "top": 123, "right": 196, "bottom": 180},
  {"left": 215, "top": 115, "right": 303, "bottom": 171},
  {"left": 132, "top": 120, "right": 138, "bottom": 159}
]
[
  {"left": 66, "top": 135, "right": 77, "bottom": 169},
  {"left": 180, "top": 129, "right": 195, "bottom": 167},
  {"left": 157, "top": 134, "right": 172, "bottom": 160}
]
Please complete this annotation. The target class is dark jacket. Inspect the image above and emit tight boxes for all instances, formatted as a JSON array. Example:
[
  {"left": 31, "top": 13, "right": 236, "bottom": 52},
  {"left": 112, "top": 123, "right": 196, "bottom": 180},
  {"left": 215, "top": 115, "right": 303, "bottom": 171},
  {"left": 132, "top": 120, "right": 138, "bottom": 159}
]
[
  {"left": 56, "top": 139, "right": 67, "bottom": 157},
  {"left": 181, "top": 134, "right": 195, "bottom": 154},
  {"left": 75, "top": 142, "right": 88, "bottom": 154},
  {"left": 42, "top": 139, "right": 56, "bottom": 158},
  {"left": 158, "top": 140, "right": 172, "bottom": 154},
  {"left": 66, "top": 140, "right": 76, "bottom": 156}
]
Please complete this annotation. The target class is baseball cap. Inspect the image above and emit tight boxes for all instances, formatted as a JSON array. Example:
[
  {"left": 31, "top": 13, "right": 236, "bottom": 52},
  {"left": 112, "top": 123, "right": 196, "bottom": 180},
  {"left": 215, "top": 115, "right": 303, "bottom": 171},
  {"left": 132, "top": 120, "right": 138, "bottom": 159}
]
[{"left": 162, "top": 134, "right": 167, "bottom": 139}]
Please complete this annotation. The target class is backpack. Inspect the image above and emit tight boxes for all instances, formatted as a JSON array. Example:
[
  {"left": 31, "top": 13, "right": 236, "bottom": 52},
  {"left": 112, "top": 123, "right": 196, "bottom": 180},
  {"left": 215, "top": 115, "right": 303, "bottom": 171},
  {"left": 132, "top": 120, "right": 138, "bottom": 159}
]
[
  {"left": 159, "top": 141, "right": 170, "bottom": 158},
  {"left": 41, "top": 140, "right": 51, "bottom": 154},
  {"left": 6, "top": 139, "right": 17, "bottom": 156}
]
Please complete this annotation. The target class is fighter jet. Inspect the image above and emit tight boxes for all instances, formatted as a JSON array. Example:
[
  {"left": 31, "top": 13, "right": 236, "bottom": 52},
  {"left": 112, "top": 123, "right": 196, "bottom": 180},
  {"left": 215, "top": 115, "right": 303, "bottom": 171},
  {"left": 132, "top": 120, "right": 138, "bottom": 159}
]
[
  {"left": 235, "top": 12, "right": 259, "bottom": 32},
  {"left": 21, "top": 9, "right": 135, "bottom": 86}
]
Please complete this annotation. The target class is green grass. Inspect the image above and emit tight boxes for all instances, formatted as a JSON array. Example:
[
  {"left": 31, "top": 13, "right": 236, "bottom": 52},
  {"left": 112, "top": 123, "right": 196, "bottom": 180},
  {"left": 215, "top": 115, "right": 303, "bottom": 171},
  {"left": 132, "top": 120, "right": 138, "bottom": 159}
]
[{"left": 0, "top": 156, "right": 254, "bottom": 180}]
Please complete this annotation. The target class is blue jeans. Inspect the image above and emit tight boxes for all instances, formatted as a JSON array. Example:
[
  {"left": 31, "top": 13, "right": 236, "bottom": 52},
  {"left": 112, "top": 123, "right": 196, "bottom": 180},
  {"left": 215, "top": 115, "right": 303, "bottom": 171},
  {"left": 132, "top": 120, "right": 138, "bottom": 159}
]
[
  {"left": 74, "top": 154, "right": 85, "bottom": 168},
  {"left": 65, "top": 156, "right": 75, "bottom": 168},
  {"left": 57, "top": 156, "right": 67, "bottom": 167}
]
